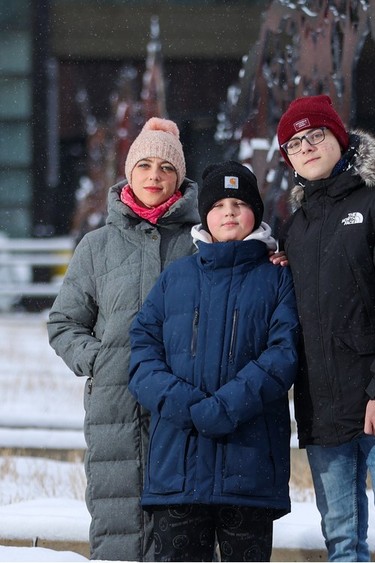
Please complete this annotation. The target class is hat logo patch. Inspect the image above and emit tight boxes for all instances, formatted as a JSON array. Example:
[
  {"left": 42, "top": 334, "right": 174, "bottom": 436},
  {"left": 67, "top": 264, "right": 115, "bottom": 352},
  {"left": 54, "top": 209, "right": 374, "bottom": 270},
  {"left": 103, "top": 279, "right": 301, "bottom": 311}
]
[
  {"left": 293, "top": 118, "right": 311, "bottom": 131},
  {"left": 224, "top": 176, "right": 239, "bottom": 190}
]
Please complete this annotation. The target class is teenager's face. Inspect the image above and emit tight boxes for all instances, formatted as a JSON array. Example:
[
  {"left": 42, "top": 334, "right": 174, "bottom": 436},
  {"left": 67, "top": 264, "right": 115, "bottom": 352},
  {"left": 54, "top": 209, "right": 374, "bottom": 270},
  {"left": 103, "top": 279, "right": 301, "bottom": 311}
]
[
  {"left": 131, "top": 157, "right": 178, "bottom": 208},
  {"left": 207, "top": 198, "right": 255, "bottom": 242},
  {"left": 288, "top": 128, "right": 342, "bottom": 181}
]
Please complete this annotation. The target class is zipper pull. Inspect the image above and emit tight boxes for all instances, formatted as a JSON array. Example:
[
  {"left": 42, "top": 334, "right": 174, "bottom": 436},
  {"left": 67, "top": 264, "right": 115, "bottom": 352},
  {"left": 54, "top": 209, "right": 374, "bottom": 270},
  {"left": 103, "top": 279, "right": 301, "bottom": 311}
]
[{"left": 191, "top": 307, "right": 199, "bottom": 356}]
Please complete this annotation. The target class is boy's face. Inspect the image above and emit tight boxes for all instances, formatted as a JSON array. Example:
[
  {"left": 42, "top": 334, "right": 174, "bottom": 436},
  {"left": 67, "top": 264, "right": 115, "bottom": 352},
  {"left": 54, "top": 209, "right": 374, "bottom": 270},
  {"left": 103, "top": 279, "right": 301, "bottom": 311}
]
[
  {"left": 288, "top": 128, "right": 342, "bottom": 181},
  {"left": 207, "top": 198, "right": 255, "bottom": 242}
]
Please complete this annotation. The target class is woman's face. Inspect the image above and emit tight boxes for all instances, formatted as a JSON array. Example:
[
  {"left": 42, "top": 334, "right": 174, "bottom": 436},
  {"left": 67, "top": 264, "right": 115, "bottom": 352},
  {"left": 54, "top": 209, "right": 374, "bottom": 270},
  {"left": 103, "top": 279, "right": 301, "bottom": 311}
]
[{"left": 131, "top": 157, "right": 178, "bottom": 208}]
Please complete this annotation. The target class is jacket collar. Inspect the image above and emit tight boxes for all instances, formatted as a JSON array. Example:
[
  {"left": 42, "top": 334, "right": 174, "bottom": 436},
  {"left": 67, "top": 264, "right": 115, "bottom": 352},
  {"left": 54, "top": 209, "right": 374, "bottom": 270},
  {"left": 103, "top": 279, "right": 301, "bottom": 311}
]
[{"left": 195, "top": 237, "right": 269, "bottom": 271}]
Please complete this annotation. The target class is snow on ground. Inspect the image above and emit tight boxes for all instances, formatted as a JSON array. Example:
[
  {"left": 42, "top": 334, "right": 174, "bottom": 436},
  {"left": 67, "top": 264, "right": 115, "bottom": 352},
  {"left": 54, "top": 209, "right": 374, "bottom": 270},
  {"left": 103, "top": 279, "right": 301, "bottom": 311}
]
[
  {"left": 0, "top": 498, "right": 89, "bottom": 543},
  {"left": 0, "top": 546, "right": 87, "bottom": 562},
  {"left": 0, "top": 312, "right": 374, "bottom": 561},
  {"left": 0, "top": 312, "right": 88, "bottom": 561}
]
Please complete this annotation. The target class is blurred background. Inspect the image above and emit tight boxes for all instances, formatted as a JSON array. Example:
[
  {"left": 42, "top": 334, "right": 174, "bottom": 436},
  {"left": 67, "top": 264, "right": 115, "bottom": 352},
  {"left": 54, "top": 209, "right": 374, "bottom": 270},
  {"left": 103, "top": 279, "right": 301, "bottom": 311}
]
[{"left": 1, "top": 0, "right": 375, "bottom": 309}]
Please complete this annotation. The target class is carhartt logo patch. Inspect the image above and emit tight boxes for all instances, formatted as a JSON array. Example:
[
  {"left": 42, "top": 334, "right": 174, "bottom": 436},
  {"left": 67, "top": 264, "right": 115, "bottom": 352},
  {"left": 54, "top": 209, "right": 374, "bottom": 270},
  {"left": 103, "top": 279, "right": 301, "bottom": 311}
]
[
  {"left": 341, "top": 212, "right": 363, "bottom": 225},
  {"left": 293, "top": 118, "right": 311, "bottom": 131},
  {"left": 224, "top": 176, "right": 239, "bottom": 190}
]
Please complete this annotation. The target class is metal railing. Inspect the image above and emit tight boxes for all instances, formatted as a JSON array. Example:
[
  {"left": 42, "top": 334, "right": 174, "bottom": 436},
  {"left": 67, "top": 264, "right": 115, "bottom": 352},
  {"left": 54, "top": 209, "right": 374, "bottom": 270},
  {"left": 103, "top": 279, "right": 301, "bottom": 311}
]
[{"left": 0, "top": 235, "right": 74, "bottom": 309}]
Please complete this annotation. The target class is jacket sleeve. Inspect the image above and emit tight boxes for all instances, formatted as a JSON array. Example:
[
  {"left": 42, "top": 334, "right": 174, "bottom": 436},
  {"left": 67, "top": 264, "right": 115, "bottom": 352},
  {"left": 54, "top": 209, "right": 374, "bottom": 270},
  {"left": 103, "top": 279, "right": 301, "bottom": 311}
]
[
  {"left": 129, "top": 276, "right": 207, "bottom": 430},
  {"left": 47, "top": 236, "right": 101, "bottom": 377},
  {"left": 190, "top": 268, "right": 300, "bottom": 438}
]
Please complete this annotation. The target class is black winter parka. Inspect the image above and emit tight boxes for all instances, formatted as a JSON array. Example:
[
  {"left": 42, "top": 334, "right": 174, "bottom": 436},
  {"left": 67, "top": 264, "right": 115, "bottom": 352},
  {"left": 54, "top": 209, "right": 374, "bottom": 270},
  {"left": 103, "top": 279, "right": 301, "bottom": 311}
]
[{"left": 285, "top": 130, "right": 375, "bottom": 447}]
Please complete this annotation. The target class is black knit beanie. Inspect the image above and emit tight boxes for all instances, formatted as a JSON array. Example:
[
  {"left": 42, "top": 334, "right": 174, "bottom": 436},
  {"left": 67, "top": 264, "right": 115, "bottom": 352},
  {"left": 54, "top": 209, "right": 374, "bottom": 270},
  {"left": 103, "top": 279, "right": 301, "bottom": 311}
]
[{"left": 199, "top": 160, "right": 264, "bottom": 232}]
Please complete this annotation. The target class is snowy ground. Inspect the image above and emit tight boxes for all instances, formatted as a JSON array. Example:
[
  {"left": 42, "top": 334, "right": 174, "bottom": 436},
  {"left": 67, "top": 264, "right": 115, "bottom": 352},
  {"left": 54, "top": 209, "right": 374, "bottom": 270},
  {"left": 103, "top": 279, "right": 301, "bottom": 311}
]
[{"left": 0, "top": 311, "right": 374, "bottom": 562}]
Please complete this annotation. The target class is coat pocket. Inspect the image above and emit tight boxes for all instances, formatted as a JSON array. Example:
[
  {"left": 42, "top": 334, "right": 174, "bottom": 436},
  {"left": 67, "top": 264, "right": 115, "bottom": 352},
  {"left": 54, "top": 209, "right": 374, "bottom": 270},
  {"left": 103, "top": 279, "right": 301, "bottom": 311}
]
[
  {"left": 147, "top": 417, "right": 188, "bottom": 494},
  {"left": 222, "top": 417, "right": 275, "bottom": 496},
  {"left": 334, "top": 331, "right": 375, "bottom": 356}
]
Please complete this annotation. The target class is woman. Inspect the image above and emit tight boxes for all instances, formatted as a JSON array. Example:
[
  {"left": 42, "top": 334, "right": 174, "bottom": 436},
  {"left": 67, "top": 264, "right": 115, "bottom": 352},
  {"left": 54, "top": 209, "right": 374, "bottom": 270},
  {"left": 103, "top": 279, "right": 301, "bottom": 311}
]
[{"left": 47, "top": 117, "right": 200, "bottom": 562}]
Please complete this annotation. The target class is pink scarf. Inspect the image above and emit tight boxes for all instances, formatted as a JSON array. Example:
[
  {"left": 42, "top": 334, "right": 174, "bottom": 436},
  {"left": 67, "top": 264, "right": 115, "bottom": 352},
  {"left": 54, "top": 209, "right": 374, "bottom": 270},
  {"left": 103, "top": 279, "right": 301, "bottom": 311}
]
[{"left": 120, "top": 185, "right": 182, "bottom": 224}]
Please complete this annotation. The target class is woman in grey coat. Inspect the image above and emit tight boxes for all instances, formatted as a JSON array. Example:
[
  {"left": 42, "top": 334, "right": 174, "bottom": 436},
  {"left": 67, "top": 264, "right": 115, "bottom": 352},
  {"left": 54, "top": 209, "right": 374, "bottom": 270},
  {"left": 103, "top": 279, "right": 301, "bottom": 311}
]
[{"left": 47, "top": 117, "right": 200, "bottom": 562}]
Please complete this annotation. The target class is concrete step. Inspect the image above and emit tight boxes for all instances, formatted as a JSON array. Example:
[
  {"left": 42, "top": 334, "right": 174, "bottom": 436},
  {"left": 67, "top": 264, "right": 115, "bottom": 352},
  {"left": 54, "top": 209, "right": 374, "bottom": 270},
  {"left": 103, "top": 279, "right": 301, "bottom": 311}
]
[
  {"left": 271, "top": 547, "right": 326, "bottom": 561},
  {"left": 0, "top": 538, "right": 90, "bottom": 559}
]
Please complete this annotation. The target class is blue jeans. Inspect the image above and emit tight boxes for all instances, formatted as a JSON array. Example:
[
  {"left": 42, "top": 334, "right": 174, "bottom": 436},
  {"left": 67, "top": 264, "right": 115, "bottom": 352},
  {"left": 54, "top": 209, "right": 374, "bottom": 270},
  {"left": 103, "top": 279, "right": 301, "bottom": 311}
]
[{"left": 307, "top": 434, "right": 375, "bottom": 562}]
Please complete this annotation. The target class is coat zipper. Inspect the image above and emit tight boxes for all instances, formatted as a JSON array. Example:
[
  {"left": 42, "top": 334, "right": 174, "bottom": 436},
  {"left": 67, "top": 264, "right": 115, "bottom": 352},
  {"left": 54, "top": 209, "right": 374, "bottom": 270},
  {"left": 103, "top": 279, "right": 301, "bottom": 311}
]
[
  {"left": 136, "top": 402, "right": 148, "bottom": 559},
  {"left": 316, "top": 195, "right": 338, "bottom": 436},
  {"left": 191, "top": 307, "right": 199, "bottom": 357},
  {"left": 229, "top": 308, "right": 238, "bottom": 362}
]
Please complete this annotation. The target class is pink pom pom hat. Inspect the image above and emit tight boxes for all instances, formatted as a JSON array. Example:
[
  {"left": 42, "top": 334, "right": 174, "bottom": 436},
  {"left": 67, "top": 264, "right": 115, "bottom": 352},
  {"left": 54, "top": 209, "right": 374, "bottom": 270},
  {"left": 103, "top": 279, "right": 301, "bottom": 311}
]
[{"left": 125, "top": 117, "right": 186, "bottom": 188}]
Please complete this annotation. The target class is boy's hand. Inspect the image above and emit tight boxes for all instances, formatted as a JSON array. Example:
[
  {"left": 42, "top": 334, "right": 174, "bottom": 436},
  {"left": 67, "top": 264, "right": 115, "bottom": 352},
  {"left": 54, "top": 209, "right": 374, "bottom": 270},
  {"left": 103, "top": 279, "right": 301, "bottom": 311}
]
[{"left": 269, "top": 250, "right": 289, "bottom": 267}]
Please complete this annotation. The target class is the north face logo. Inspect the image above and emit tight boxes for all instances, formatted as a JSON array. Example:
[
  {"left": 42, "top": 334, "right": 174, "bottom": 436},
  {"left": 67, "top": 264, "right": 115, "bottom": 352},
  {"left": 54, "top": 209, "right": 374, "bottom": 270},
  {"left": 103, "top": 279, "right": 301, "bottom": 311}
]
[{"left": 341, "top": 212, "right": 363, "bottom": 225}]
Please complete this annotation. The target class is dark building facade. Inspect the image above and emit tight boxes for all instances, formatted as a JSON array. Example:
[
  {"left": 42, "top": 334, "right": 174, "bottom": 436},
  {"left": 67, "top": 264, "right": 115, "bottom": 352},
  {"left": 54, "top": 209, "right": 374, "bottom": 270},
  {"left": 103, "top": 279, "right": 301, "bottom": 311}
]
[{"left": 1, "top": 0, "right": 374, "bottom": 237}]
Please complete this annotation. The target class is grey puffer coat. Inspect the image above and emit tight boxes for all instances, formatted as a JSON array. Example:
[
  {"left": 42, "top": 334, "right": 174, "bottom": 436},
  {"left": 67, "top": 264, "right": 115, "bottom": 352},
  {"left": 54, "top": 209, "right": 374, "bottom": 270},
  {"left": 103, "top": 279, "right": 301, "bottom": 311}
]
[{"left": 47, "top": 179, "right": 199, "bottom": 561}]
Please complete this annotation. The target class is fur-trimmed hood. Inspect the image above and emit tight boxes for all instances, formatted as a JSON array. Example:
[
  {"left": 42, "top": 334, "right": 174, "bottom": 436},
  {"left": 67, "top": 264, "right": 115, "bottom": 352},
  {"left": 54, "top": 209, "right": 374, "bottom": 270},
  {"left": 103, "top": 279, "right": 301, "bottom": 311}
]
[{"left": 290, "top": 129, "right": 375, "bottom": 208}]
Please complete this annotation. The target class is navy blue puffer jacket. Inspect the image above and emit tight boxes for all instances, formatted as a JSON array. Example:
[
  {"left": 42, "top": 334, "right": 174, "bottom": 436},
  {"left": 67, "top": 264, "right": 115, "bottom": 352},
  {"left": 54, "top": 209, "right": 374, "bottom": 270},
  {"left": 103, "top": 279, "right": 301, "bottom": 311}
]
[{"left": 129, "top": 238, "right": 299, "bottom": 517}]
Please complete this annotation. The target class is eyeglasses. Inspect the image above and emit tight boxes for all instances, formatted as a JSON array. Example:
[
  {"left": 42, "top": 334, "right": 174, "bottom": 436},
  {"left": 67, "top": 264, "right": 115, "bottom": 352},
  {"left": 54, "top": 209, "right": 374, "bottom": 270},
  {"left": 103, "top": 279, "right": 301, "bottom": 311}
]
[{"left": 281, "top": 127, "right": 327, "bottom": 155}]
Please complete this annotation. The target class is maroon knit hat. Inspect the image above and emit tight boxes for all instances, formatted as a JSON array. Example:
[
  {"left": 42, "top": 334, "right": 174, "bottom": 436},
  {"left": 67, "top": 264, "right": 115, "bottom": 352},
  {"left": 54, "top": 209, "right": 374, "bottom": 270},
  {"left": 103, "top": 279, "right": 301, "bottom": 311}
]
[{"left": 277, "top": 95, "right": 349, "bottom": 167}]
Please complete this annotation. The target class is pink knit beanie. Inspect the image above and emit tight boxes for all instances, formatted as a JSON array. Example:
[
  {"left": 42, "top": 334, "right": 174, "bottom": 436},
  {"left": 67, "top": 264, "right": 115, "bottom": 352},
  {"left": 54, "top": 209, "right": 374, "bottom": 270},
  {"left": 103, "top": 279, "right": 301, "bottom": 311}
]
[
  {"left": 277, "top": 95, "right": 349, "bottom": 167},
  {"left": 125, "top": 117, "right": 186, "bottom": 188}
]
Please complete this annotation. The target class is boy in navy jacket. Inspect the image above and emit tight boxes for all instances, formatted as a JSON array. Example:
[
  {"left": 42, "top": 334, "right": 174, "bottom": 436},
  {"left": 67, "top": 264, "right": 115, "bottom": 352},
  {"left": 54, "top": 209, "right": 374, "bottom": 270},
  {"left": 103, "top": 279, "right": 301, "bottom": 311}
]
[{"left": 129, "top": 160, "right": 300, "bottom": 562}]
